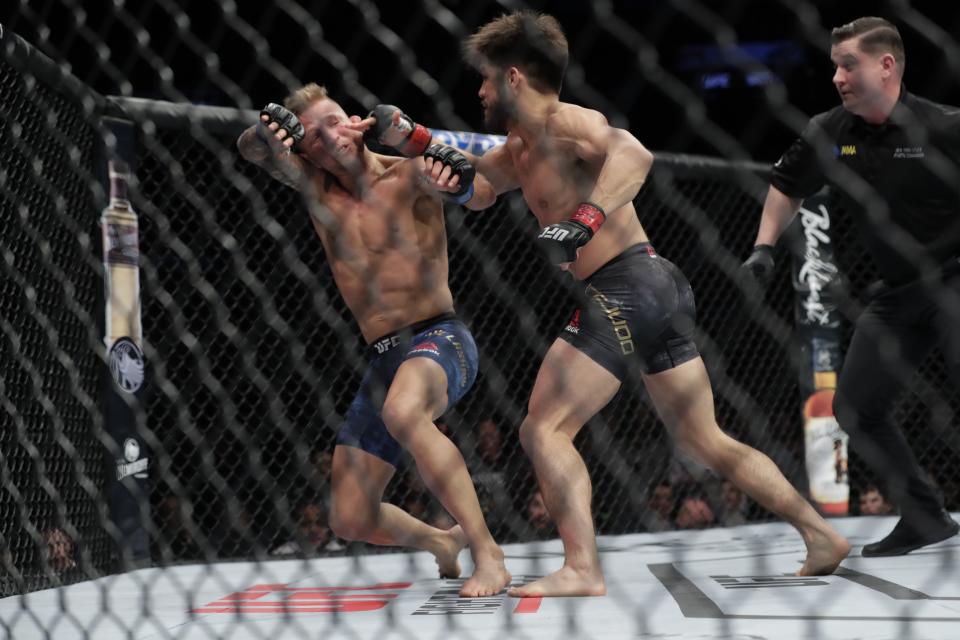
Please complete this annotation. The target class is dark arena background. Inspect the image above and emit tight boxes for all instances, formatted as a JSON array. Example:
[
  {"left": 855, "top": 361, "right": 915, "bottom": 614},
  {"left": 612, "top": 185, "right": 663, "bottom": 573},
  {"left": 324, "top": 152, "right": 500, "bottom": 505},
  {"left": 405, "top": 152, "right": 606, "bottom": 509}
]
[{"left": 2, "top": 1, "right": 960, "bottom": 638}]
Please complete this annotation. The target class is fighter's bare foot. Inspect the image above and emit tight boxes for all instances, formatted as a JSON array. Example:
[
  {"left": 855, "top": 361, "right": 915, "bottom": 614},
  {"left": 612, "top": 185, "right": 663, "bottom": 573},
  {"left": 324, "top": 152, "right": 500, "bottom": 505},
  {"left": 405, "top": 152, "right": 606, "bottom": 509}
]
[
  {"left": 434, "top": 525, "right": 468, "bottom": 579},
  {"left": 507, "top": 565, "right": 606, "bottom": 597},
  {"left": 797, "top": 526, "right": 851, "bottom": 576},
  {"left": 460, "top": 548, "right": 511, "bottom": 597}
]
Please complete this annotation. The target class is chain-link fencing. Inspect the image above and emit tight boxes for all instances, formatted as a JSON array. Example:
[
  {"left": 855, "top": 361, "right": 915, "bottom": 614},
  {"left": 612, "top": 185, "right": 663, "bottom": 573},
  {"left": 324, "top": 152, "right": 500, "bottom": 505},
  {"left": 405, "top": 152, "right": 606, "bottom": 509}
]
[{"left": 2, "top": 1, "right": 959, "bottom": 637}]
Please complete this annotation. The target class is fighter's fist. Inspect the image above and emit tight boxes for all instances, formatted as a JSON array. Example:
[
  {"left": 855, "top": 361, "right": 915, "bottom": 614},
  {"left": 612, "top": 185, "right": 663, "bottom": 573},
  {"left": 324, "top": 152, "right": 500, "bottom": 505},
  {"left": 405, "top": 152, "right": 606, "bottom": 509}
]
[
  {"left": 363, "top": 104, "right": 432, "bottom": 157},
  {"left": 535, "top": 219, "right": 593, "bottom": 264},
  {"left": 423, "top": 144, "right": 475, "bottom": 203},
  {"left": 258, "top": 103, "right": 305, "bottom": 151},
  {"left": 741, "top": 244, "right": 775, "bottom": 289},
  {"left": 535, "top": 203, "right": 606, "bottom": 265}
]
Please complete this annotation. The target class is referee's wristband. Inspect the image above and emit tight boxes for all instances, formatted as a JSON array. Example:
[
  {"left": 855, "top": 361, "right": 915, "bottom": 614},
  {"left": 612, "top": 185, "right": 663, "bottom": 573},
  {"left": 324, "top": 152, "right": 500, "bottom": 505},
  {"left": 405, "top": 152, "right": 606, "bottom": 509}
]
[{"left": 446, "top": 183, "right": 474, "bottom": 205}]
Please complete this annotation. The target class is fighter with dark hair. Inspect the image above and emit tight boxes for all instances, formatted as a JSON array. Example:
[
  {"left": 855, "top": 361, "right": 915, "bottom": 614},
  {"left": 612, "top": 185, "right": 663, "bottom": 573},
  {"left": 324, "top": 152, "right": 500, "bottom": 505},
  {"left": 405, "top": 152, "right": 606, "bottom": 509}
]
[{"left": 359, "top": 11, "right": 851, "bottom": 597}]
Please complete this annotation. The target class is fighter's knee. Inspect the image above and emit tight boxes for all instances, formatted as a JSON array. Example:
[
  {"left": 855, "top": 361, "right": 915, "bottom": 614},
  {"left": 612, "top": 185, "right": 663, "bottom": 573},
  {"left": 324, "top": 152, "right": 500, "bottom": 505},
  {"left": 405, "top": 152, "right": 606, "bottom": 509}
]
[
  {"left": 519, "top": 416, "right": 571, "bottom": 454},
  {"left": 674, "top": 436, "right": 714, "bottom": 470},
  {"left": 674, "top": 426, "right": 738, "bottom": 474},
  {"left": 518, "top": 419, "right": 539, "bottom": 453},
  {"left": 519, "top": 415, "right": 553, "bottom": 448},
  {"left": 670, "top": 418, "right": 704, "bottom": 455},
  {"left": 328, "top": 504, "right": 374, "bottom": 542},
  {"left": 381, "top": 398, "right": 423, "bottom": 443}
]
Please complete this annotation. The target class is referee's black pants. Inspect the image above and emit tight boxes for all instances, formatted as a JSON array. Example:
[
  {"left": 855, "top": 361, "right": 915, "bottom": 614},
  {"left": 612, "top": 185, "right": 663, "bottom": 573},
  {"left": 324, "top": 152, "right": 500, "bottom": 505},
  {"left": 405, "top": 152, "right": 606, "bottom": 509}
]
[{"left": 833, "top": 268, "right": 960, "bottom": 528}]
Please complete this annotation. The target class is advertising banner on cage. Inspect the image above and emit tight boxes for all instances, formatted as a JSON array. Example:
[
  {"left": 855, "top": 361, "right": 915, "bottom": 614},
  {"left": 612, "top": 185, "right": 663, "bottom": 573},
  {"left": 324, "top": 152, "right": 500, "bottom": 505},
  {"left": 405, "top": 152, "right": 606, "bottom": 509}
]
[
  {"left": 101, "top": 117, "right": 150, "bottom": 563},
  {"left": 785, "top": 188, "right": 848, "bottom": 515},
  {"left": 429, "top": 129, "right": 506, "bottom": 155}
]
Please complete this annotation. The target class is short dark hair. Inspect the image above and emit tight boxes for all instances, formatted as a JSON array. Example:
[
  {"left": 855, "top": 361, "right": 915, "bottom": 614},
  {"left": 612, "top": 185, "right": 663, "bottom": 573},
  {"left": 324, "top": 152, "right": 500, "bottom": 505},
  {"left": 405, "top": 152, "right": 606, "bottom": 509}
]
[
  {"left": 831, "top": 17, "right": 905, "bottom": 71},
  {"left": 859, "top": 483, "right": 886, "bottom": 497},
  {"left": 463, "top": 11, "right": 568, "bottom": 93}
]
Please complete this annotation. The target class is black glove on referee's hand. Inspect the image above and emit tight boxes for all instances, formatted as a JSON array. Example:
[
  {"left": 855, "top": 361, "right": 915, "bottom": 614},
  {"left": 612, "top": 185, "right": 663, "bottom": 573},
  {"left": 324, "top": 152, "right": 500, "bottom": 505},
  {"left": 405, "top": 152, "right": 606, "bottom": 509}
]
[{"left": 741, "top": 244, "right": 775, "bottom": 289}]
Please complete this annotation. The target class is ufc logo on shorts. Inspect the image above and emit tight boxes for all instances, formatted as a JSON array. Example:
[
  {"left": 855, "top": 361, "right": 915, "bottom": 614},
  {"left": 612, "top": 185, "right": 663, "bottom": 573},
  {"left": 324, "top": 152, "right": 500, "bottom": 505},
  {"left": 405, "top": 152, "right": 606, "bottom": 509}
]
[
  {"left": 538, "top": 226, "right": 569, "bottom": 241},
  {"left": 374, "top": 336, "right": 401, "bottom": 354}
]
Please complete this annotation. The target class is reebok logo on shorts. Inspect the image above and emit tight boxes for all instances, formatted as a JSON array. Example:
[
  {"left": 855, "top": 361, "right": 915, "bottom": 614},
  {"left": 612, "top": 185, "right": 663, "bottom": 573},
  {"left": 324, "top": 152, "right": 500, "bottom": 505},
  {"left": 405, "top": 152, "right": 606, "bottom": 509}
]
[
  {"left": 409, "top": 341, "right": 441, "bottom": 356},
  {"left": 564, "top": 309, "right": 582, "bottom": 335}
]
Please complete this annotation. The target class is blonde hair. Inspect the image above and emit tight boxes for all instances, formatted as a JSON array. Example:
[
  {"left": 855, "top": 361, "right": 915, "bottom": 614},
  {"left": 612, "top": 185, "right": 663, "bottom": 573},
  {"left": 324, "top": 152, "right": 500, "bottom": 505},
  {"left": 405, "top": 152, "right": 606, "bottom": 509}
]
[{"left": 283, "top": 83, "right": 329, "bottom": 115}]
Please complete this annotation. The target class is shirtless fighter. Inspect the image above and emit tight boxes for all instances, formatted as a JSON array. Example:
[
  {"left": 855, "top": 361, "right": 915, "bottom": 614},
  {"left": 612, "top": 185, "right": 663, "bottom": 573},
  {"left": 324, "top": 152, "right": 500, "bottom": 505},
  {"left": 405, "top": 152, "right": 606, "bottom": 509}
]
[
  {"left": 236, "top": 83, "right": 510, "bottom": 597},
  {"left": 357, "top": 12, "right": 852, "bottom": 598}
]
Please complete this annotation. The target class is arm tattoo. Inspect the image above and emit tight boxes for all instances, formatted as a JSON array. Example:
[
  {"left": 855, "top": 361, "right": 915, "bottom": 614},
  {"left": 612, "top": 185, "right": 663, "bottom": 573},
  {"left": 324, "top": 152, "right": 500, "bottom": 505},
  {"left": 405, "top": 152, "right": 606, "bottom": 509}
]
[
  {"left": 237, "top": 127, "right": 271, "bottom": 163},
  {"left": 236, "top": 126, "right": 305, "bottom": 191}
]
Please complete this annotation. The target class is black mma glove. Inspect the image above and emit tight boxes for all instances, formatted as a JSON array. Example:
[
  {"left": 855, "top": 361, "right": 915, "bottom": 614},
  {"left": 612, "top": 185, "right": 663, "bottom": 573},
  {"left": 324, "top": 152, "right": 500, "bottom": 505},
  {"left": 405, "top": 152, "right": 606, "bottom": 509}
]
[
  {"left": 258, "top": 103, "right": 306, "bottom": 151},
  {"left": 424, "top": 144, "right": 476, "bottom": 204},
  {"left": 535, "top": 203, "right": 607, "bottom": 264},
  {"left": 364, "top": 104, "right": 432, "bottom": 157},
  {"left": 741, "top": 244, "right": 776, "bottom": 288}
]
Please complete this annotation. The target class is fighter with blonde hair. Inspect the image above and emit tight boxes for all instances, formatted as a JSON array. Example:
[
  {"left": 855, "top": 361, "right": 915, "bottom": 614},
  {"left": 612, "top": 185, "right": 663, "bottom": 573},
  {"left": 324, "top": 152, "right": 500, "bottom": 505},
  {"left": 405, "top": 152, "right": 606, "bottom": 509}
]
[{"left": 237, "top": 83, "right": 510, "bottom": 596}]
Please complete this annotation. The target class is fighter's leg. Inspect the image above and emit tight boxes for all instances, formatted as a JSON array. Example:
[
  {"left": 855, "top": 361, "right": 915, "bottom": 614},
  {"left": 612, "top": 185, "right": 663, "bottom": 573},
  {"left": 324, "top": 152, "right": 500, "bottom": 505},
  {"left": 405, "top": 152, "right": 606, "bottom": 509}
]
[
  {"left": 329, "top": 444, "right": 467, "bottom": 578},
  {"left": 508, "top": 339, "right": 622, "bottom": 597},
  {"left": 643, "top": 356, "right": 850, "bottom": 576},
  {"left": 381, "top": 356, "right": 510, "bottom": 597}
]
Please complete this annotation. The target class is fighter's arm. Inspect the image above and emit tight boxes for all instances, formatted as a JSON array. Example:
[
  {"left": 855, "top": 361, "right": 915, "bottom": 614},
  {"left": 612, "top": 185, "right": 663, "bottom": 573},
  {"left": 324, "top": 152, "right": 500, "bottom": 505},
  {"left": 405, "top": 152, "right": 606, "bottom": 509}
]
[
  {"left": 546, "top": 106, "right": 654, "bottom": 212},
  {"left": 421, "top": 142, "right": 518, "bottom": 210},
  {"left": 346, "top": 105, "right": 516, "bottom": 209},
  {"left": 463, "top": 143, "right": 519, "bottom": 209},
  {"left": 532, "top": 107, "right": 653, "bottom": 264},
  {"left": 236, "top": 109, "right": 314, "bottom": 192}
]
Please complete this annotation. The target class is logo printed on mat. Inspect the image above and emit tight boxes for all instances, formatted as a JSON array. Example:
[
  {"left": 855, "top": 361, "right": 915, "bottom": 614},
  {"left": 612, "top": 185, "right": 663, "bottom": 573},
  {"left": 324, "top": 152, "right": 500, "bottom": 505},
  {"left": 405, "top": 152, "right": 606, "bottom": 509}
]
[
  {"left": 191, "top": 583, "right": 413, "bottom": 614},
  {"left": 711, "top": 574, "right": 828, "bottom": 589},
  {"left": 412, "top": 576, "right": 544, "bottom": 615}
]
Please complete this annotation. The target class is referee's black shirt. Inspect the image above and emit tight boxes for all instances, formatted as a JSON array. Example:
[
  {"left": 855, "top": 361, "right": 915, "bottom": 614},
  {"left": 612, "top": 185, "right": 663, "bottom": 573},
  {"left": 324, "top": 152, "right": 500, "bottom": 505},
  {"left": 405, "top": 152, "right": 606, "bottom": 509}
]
[{"left": 771, "top": 87, "right": 960, "bottom": 285}]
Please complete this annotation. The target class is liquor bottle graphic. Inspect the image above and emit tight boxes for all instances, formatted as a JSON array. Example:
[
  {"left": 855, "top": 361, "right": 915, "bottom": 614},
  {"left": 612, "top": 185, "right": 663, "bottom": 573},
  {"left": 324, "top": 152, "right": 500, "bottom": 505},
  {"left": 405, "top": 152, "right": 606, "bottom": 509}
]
[
  {"left": 101, "top": 159, "right": 142, "bottom": 351},
  {"left": 803, "top": 375, "right": 849, "bottom": 515}
]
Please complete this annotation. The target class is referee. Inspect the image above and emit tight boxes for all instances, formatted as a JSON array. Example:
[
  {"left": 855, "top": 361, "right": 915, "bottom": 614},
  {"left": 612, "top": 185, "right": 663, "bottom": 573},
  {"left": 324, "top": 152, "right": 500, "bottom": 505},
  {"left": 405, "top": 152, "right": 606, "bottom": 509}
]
[{"left": 743, "top": 17, "right": 960, "bottom": 556}]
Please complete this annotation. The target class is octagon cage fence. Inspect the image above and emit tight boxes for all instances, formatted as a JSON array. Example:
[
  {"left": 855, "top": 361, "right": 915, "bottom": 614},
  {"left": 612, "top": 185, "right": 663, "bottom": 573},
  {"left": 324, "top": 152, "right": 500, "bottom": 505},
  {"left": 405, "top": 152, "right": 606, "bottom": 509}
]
[{"left": 1, "top": 1, "right": 959, "bottom": 638}]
